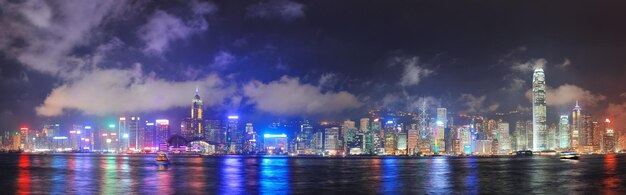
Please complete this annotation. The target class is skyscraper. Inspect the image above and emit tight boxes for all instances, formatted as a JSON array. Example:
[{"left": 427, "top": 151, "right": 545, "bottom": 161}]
[
  {"left": 324, "top": 127, "right": 340, "bottom": 155},
  {"left": 143, "top": 122, "right": 156, "bottom": 151},
  {"left": 155, "top": 119, "right": 170, "bottom": 151},
  {"left": 227, "top": 115, "right": 241, "bottom": 154},
  {"left": 129, "top": 116, "right": 142, "bottom": 151},
  {"left": 118, "top": 117, "right": 128, "bottom": 151},
  {"left": 190, "top": 89, "right": 204, "bottom": 139},
  {"left": 359, "top": 118, "right": 370, "bottom": 133},
  {"left": 435, "top": 108, "right": 447, "bottom": 153},
  {"left": 559, "top": 115, "right": 570, "bottom": 149},
  {"left": 572, "top": 101, "right": 582, "bottom": 148},
  {"left": 532, "top": 68, "right": 547, "bottom": 151}
]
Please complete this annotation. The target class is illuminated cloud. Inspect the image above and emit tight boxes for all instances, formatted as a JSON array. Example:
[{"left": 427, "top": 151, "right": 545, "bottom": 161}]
[
  {"left": 243, "top": 76, "right": 361, "bottom": 115},
  {"left": 391, "top": 56, "right": 433, "bottom": 87},
  {"left": 525, "top": 84, "right": 606, "bottom": 107},
  {"left": 36, "top": 64, "right": 234, "bottom": 116},
  {"left": 0, "top": 0, "right": 127, "bottom": 75},
  {"left": 511, "top": 58, "right": 546, "bottom": 72},
  {"left": 458, "top": 94, "right": 499, "bottom": 114},
  {"left": 246, "top": 0, "right": 305, "bottom": 21}
]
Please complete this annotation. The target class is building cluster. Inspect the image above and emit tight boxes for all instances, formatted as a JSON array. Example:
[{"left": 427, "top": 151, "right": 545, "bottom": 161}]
[{"left": 1, "top": 69, "right": 624, "bottom": 155}]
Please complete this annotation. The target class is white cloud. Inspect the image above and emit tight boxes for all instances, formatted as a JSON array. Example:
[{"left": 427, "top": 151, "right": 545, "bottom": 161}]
[
  {"left": 557, "top": 58, "right": 571, "bottom": 68},
  {"left": 392, "top": 56, "right": 433, "bottom": 87},
  {"left": 0, "top": 0, "right": 127, "bottom": 75},
  {"left": 243, "top": 76, "right": 361, "bottom": 115},
  {"left": 511, "top": 58, "right": 546, "bottom": 72},
  {"left": 525, "top": 84, "right": 606, "bottom": 107},
  {"left": 36, "top": 64, "right": 234, "bottom": 116},
  {"left": 318, "top": 73, "right": 338, "bottom": 88},
  {"left": 247, "top": 0, "right": 305, "bottom": 21},
  {"left": 458, "top": 94, "right": 499, "bottom": 114},
  {"left": 212, "top": 51, "right": 235, "bottom": 69},
  {"left": 138, "top": 11, "right": 195, "bottom": 54}
]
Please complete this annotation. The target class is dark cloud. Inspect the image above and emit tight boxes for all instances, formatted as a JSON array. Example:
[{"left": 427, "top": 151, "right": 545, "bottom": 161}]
[{"left": 246, "top": 0, "right": 305, "bottom": 21}]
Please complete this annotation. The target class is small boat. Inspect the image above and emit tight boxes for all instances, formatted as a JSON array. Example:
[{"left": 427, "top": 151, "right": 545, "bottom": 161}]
[
  {"left": 516, "top": 150, "right": 533, "bottom": 156},
  {"left": 560, "top": 151, "right": 580, "bottom": 160},
  {"left": 156, "top": 153, "right": 170, "bottom": 166}
]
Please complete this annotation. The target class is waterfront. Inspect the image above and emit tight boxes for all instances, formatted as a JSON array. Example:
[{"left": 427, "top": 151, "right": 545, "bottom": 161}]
[{"left": 0, "top": 154, "right": 625, "bottom": 194}]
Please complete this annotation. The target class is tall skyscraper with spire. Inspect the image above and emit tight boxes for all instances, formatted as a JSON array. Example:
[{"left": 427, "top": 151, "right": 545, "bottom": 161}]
[
  {"left": 532, "top": 68, "right": 547, "bottom": 151},
  {"left": 571, "top": 101, "right": 582, "bottom": 148},
  {"left": 191, "top": 88, "right": 204, "bottom": 138}
]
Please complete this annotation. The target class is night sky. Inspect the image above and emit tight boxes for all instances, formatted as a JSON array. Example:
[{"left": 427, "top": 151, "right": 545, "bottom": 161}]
[{"left": 1, "top": 0, "right": 626, "bottom": 132}]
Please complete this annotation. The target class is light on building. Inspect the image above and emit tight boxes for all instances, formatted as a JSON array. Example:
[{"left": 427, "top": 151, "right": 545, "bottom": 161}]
[
  {"left": 264, "top": 133, "right": 287, "bottom": 138},
  {"left": 109, "top": 124, "right": 116, "bottom": 128}
]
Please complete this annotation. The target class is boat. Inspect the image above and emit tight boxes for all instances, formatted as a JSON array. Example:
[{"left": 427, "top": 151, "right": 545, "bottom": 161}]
[
  {"left": 559, "top": 151, "right": 580, "bottom": 160},
  {"left": 515, "top": 150, "right": 533, "bottom": 156},
  {"left": 156, "top": 153, "right": 170, "bottom": 166}
]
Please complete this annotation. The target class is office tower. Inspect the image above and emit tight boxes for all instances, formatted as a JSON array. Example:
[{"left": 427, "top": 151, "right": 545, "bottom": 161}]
[
  {"left": 547, "top": 124, "right": 557, "bottom": 150},
  {"left": 397, "top": 132, "right": 407, "bottom": 155},
  {"left": 191, "top": 89, "right": 204, "bottom": 139},
  {"left": 344, "top": 125, "right": 358, "bottom": 151},
  {"left": 143, "top": 122, "right": 156, "bottom": 151},
  {"left": 42, "top": 123, "right": 60, "bottom": 138},
  {"left": 313, "top": 131, "right": 324, "bottom": 154},
  {"left": 204, "top": 119, "right": 222, "bottom": 143},
  {"left": 532, "top": 68, "right": 547, "bottom": 151},
  {"left": 297, "top": 122, "right": 314, "bottom": 154},
  {"left": 604, "top": 119, "right": 615, "bottom": 152},
  {"left": 459, "top": 125, "right": 471, "bottom": 154},
  {"left": 156, "top": 119, "right": 170, "bottom": 151},
  {"left": 498, "top": 122, "right": 511, "bottom": 153},
  {"left": 243, "top": 123, "right": 257, "bottom": 154},
  {"left": 263, "top": 133, "right": 287, "bottom": 154},
  {"left": 128, "top": 117, "right": 142, "bottom": 151},
  {"left": 227, "top": 115, "right": 241, "bottom": 154},
  {"left": 444, "top": 127, "right": 452, "bottom": 152},
  {"left": 582, "top": 114, "right": 594, "bottom": 146},
  {"left": 118, "top": 117, "right": 129, "bottom": 151},
  {"left": 342, "top": 120, "right": 356, "bottom": 149},
  {"left": 70, "top": 124, "right": 84, "bottom": 150},
  {"left": 180, "top": 117, "right": 193, "bottom": 140},
  {"left": 559, "top": 115, "right": 570, "bottom": 149},
  {"left": 571, "top": 101, "right": 582, "bottom": 148},
  {"left": 435, "top": 108, "right": 447, "bottom": 153},
  {"left": 360, "top": 118, "right": 370, "bottom": 133},
  {"left": 593, "top": 121, "right": 602, "bottom": 147},
  {"left": 324, "top": 127, "right": 340, "bottom": 155},
  {"left": 407, "top": 124, "right": 418, "bottom": 155}
]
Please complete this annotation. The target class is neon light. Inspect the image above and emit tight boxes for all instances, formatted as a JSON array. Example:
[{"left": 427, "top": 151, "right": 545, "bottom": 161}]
[
  {"left": 102, "top": 134, "right": 108, "bottom": 136},
  {"left": 69, "top": 131, "right": 76, "bottom": 134},
  {"left": 108, "top": 124, "right": 115, "bottom": 128},
  {"left": 228, "top": 115, "right": 239, "bottom": 119},
  {"left": 264, "top": 133, "right": 287, "bottom": 138},
  {"left": 386, "top": 120, "right": 394, "bottom": 124},
  {"left": 84, "top": 126, "right": 92, "bottom": 130},
  {"left": 53, "top": 136, "right": 68, "bottom": 140},
  {"left": 146, "top": 123, "right": 155, "bottom": 126},
  {"left": 156, "top": 119, "right": 169, "bottom": 125},
  {"left": 119, "top": 117, "right": 126, "bottom": 121},
  {"left": 123, "top": 134, "right": 129, "bottom": 138},
  {"left": 605, "top": 118, "right": 611, "bottom": 123},
  {"left": 436, "top": 121, "right": 444, "bottom": 125}
]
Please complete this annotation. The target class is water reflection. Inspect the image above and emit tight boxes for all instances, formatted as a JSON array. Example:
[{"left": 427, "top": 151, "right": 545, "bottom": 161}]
[
  {"left": 603, "top": 154, "right": 620, "bottom": 193},
  {"left": 50, "top": 156, "right": 66, "bottom": 194},
  {"left": 428, "top": 157, "right": 451, "bottom": 193},
  {"left": 101, "top": 156, "right": 118, "bottom": 194},
  {"left": 17, "top": 154, "right": 31, "bottom": 194},
  {"left": 260, "top": 157, "right": 290, "bottom": 195},
  {"left": 381, "top": 158, "right": 398, "bottom": 194},
  {"left": 220, "top": 157, "right": 245, "bottom": 194},
  {"left": 464, "top": 157, "right": 479, "bottom": 194}
]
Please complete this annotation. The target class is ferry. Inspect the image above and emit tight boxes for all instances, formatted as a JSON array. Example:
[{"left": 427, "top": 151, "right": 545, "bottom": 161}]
[
  {"left": 156, "top": 153, "right": 170, "bottom": 166},
  {"left": 515, "top": 150, "right": 533, "bottom": 156},
  {"left": 559, "top": 151, "right": 580, "bottom": 160}
]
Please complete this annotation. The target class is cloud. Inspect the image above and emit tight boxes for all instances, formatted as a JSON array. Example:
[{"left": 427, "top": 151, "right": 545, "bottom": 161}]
[
  {"left": 391, "top": 56, "right": 433, "bottom": 87},
  {"left": 383, "top": 93, "right": 439, "bottom": 112},
  {"left": 607, "top": 102, "right": 626, "bottom": 131},
  {"left": 138, "top": 11, "right": 200, "bottom": 54},
  {"left": 36, "top": 64, "right": 234, "bottom": 116},
  {"left": 212, "top": 51, "right": 235, "bottom": 69},
  {"left": 511, "top": 58, "right": 546, "bottom": 72},
  {"left": 502, "top": 77, "right": 526, "bottom": 91},
  {"left": 0, "top": 0, "right": 127, "bottom": 75},
  {"left": 556, "top": 58, "right": 571, "bottom": 68},
  {"left": 458, "top": 94, "right": 499, "bottom": 114},
  {"left": 318, "top": 73, "right": 338, "bottom": 89},
  {"left": 246, "top": 0, "right": 305, "bottom": 21},
  {"left": 525, "top": 84, "right": 606, "bottom": 107},
  {"left": 243, "top": 76, "right": 361, "bottom": 115}
]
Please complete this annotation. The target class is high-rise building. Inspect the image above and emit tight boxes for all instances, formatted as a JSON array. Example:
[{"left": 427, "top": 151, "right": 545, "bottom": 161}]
[
  {"left": 191, "top": 89, "right": 204, "bottom": 139},
  {"left": 313, "top": 131, "right": 324, "bottom": 154},
  {"left": 498, "top": 122, "right": 511, "bottom": 153},
  {"left": 262, "top": 133, "right": 288, "bottom": 154},
  {"left": 155, "top": 119, "right": 170, "bottom": 151},
  {"left": 435, "top": 108, "right": 447, "bottom": 153},
  {"left": 604, "top": 119, "right": 615, "bottom": 153},
  {"left": 129, "top": 116, "right": 142, "bottom": 151},
  {"left": 243, "top": 123, "right": 257, "bottom": 154},
  {"left": 360, "top": 118, "right": 370, "bottom": 133},
  {"left": 297, "top": 122, "right": 314, "bottom": 154},
  {"left": 559, "top": 115, "right": 570, "bottom": 149},
  {"left": 143, "top": 122, "right": 156, "bottom": 151},
  {"left": 532, "top": 68, "right": 547, "bottom": 151},
  {"left": 571, "top": 101, "right": 582, "bottom": 148},
  {"left": 582, "top": 114, "right": 594, "bottom": 146},
  {"left": 205, "top": 119, "right": 222, "bottom": 143},
  {"left": 118, "top": 117, "right": 129, "bottom": 151},
  {"left": 407, "top": 124, "right": 419, "bottom": 155},
  {"left": 226, "top": 116, "right": 241, "bottom": 154},
  {"left": 324, "top": 127, "right": 340, "bottom": 155},
  {"left": 459, "top": 125, "right": 471, "bottom": 154}
]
